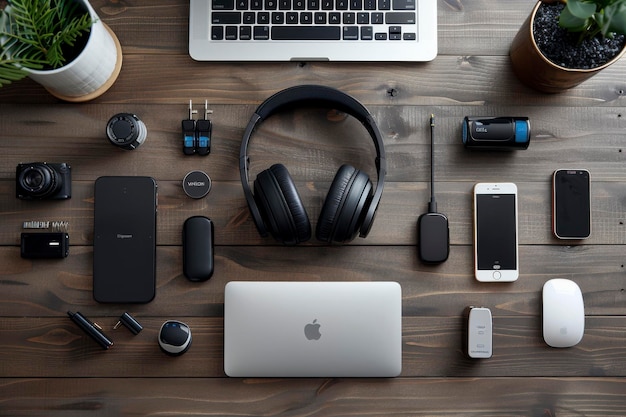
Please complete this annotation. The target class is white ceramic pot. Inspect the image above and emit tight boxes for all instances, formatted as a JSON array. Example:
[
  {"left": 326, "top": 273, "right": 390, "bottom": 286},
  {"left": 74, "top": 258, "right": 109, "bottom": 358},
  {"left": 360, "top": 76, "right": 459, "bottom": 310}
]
[{"left": 23, "top": 0, "right": 123, "bottom": 102}]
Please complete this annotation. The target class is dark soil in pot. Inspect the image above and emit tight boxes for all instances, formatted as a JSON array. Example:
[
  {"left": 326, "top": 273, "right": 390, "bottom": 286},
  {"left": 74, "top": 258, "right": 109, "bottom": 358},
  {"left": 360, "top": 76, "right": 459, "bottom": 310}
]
[{"left": 533, "top": 2, "right": 626, "bottom": 69}]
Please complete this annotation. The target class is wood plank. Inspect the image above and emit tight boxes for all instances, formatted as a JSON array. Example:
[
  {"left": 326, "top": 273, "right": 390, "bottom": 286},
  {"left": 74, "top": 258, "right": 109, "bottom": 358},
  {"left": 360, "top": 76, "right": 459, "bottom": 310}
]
[
  {"left": 1, "top": 377, "right": 625, "bottom": 417},
  {"left": 1, "top": 180, "right": 626, "bottom": 245},
  {"left": 2, "top": 105, "right": 625, "bottom": 182},
  {"left": 2, "top": 55, "right": 626, "bottom": 105},
  {"left": 0, "top": 316, "right": 624, "bottom": 377},
  {"left": 0, "top": 245, "right": 623, "bottom": 318}
]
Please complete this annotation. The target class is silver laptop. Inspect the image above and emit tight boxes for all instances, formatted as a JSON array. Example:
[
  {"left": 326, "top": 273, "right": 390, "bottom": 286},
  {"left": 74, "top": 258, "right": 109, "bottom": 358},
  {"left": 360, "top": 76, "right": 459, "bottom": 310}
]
[
  {"left": 224, "top": 281, "right": 402, "bottom": 377},
  {"left": 189, "top": 0, "right": 437, "bottom": 61}
]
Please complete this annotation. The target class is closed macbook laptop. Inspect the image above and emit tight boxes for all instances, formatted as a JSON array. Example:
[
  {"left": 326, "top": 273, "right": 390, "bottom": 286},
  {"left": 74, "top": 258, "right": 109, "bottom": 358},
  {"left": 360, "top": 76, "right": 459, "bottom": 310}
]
[{"left": 224, "top": 281, "right": 402, "bottom": 377}]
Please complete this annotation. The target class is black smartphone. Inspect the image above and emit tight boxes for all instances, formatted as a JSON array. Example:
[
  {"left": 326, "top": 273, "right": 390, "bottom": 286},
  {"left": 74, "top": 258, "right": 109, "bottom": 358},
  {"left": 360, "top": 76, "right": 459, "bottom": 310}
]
[
  {"left": 552, "top": 169, "right": 591, "bottom": 239},
  {"left": 93, "top": 176, "right": 157, "bottom": 303}
]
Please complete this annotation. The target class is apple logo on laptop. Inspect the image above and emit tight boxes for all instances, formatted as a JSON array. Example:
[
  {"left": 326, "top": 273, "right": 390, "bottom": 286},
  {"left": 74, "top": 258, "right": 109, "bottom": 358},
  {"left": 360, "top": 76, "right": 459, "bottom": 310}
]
[{"left": 304, "top": 319, "right": 321, "bottom": 340}]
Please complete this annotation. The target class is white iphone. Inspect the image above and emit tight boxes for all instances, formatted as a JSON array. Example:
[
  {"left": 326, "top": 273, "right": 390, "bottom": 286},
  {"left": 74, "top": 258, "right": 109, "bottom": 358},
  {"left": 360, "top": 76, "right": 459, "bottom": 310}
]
[{"left": 473, "top": 183, "right": 519, "bottom": 282}]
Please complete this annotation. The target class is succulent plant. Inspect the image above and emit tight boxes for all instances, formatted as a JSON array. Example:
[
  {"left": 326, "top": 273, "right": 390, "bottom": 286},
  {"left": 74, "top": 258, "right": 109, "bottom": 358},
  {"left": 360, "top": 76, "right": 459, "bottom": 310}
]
[{"left": 558, "top": 0, "right": 626, "bottom": 40}]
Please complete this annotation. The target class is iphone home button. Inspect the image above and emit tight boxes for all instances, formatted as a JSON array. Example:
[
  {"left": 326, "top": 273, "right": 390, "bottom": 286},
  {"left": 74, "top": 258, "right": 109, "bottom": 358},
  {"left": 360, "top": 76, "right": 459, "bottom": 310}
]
[{"left": 492, "top": 271, "right": 501, "bottom": 280}]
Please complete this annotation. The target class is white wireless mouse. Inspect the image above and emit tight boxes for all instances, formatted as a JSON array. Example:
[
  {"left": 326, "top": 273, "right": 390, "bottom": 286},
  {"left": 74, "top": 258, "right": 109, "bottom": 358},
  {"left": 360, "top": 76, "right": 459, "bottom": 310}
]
[{"left": 542, "top": 278, "right": 585, "bottom": 348}]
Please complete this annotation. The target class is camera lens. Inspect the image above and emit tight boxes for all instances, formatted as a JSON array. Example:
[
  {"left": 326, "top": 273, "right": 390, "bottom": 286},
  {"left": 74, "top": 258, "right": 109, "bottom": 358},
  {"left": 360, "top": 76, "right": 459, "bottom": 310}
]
[
  {"left": 18, "top": 164, "right": 60, "bottom": 198},
  {"left": 23, "top": 169, "right": 44, "bottom": 188}
]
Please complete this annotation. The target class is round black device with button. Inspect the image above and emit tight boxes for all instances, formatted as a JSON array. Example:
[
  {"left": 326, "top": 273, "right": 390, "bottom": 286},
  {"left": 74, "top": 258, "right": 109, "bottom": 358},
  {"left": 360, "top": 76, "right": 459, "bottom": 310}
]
[
  {"left": 106, "top": 113, "right": 147, "bottom": 150},
  {"left": 158, "top": 320, "right": 192, "bottom": 356},
  {"left": 183, "top": 170, "right": 212, "bottom": 199}
]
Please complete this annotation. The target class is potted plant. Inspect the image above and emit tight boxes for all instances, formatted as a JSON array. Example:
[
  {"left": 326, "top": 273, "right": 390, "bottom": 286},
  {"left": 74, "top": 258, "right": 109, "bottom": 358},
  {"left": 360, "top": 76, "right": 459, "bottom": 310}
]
[
  {"left": 510, "top": 0, "right": 626, "bottom": 93},
  {"left": 0, "top": 0, "right": 123, "bottom": 102}
]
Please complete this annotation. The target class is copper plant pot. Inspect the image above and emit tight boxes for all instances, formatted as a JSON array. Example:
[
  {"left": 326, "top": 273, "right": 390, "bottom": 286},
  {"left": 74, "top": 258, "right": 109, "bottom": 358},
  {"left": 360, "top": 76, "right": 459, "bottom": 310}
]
[{"left": 510, "top": 1, "right": 626, "bottom": 93}]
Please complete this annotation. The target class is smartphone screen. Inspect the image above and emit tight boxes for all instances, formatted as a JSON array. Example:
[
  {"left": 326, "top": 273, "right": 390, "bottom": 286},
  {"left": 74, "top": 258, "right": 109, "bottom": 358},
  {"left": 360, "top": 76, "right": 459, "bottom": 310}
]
[
  {"left": 553, "top": 169, "right": 591, "bottom": 239},
  {"left": 474, "top": 183, "right": 518, "bottom": 282}
]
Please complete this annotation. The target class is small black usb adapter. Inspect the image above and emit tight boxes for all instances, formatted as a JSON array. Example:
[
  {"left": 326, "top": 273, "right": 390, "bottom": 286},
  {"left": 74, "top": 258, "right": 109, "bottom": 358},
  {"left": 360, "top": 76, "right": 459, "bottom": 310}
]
[{"left": 21, "top": 232, "right": 69, "bottom": 259}]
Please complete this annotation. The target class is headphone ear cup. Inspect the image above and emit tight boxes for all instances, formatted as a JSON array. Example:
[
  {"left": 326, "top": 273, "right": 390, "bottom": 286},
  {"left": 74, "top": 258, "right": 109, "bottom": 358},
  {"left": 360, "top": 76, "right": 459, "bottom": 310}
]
[
  {"left": 253, "top": 164, "right": 312, "bottom": 245},
  {"left": 316, "top": 164, "right": 373, "bottom": 243}
]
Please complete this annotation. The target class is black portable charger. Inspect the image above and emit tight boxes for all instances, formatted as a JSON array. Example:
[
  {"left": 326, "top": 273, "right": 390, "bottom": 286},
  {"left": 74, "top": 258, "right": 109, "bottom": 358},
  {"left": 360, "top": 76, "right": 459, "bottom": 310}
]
[{"left": 21, "top": 232, "right": 69, "bottom": 258}]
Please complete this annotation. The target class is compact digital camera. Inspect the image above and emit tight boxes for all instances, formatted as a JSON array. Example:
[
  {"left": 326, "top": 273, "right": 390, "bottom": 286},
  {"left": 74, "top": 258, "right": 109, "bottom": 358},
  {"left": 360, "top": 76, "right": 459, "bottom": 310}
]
[{"left": 16, "top": 162, "right": 72, "bottom": 200}]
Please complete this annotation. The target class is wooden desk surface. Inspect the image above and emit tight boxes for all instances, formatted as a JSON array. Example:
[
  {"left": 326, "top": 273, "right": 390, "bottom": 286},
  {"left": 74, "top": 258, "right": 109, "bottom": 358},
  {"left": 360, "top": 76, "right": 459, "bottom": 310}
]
[{"left": 1, "top": 0, "right": 626, "bottom": 415}]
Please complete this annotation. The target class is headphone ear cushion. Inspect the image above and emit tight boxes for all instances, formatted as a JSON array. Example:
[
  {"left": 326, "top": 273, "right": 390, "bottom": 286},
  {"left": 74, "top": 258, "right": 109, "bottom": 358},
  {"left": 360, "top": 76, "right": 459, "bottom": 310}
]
[
  {"left": 316, "top": 164, "right": 372, "bottom": 243},
  {"left": 254, "top": 164, "right": 311, "bottom": 245}
]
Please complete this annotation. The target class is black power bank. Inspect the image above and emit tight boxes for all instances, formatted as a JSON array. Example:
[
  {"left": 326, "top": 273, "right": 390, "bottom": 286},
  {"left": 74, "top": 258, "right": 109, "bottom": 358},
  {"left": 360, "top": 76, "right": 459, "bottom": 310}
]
[
  {"left": 183, "top": 216, "right": 214, "bottom": 281},
  {"left": 93, "top": 176, "right": 157, "bottom": 303},
  {"left": 21, "top": 232, "right": 69, "bottom": 258}
]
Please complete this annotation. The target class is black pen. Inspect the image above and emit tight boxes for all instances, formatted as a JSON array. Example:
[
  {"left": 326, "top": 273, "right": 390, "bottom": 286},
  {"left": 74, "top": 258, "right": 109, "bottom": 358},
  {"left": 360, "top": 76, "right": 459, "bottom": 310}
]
[{"left": 67, "top": 311, "right": 114, "bottom": 350}]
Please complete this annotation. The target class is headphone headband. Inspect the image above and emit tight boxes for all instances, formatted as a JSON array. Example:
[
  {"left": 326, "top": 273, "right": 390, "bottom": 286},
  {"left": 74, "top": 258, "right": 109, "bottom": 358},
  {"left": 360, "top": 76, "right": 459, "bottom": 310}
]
[
  {"left": 239, "top": 85, "right": 386, "bottom": 240},
  {"left": 256, "top": 84, "right": 372, "bottom": 122}
]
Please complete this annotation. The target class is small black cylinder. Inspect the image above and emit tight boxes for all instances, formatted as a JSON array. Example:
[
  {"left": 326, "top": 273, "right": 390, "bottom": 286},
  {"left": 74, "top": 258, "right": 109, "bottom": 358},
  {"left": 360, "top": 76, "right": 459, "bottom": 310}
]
[
  {"left": 106, "top": 113, "right": 148, "bottom": 150},
  {"left": 462, "top": 116, "right": 530, "bottom": 150}
]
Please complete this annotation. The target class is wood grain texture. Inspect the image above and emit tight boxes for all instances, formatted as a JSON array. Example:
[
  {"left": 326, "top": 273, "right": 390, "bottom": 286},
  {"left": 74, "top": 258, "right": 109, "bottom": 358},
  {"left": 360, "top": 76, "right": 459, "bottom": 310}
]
[
  {"left": 2, "top": 55, "right": 625, "bottom": 105},
  {"left": 1, "top": 0, "right": 626, "bottom": 415},
  {"left": 2, "top": 180, "right": 626, "bottom": 246},
  {"left": 2, "top": 377, "right": 626, "bottom": 416},
  {"left": 1, "top": 315, "right": 626, "bottom": 377},
  {"left": 0, "top": 244, "right": 624, "bottom": 317}
]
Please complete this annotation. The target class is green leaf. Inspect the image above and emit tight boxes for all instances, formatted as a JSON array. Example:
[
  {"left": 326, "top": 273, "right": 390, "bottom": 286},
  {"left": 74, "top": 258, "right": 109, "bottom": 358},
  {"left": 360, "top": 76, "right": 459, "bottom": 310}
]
[
  {"left": 559, "top": 6, "right": 591, "bottom": 31},
  {"left": 0, "top": 0, "right": 92, "bottom": 75},
  {"left": 606, "top": 3, "right": 626, "bottom": 35},
  {"left": 566, "top": 0, "right": 598, "bottom": 19},
  {"left": 0, "top": 59, "right": 32, "bottom": 87}
]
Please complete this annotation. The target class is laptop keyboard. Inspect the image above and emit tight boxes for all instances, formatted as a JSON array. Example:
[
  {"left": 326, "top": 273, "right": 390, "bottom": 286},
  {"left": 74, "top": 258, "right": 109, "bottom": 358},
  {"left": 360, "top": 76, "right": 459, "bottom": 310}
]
[{"left": 210, "top": 0, "right": 419, "bottom": 41}]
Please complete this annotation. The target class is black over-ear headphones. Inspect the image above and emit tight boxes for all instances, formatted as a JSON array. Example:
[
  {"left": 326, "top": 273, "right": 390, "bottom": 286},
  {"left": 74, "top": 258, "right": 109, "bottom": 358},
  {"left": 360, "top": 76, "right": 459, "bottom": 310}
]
[{"left": 239, "top": 85, "right": 386, "bottom": 245}]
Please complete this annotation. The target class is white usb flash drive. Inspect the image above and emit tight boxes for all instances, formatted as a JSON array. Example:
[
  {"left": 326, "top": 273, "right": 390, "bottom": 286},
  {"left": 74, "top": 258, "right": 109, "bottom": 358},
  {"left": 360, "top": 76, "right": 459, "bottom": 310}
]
[{"left": 467, "top": 307, "right": 493, "bottom": 359}]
